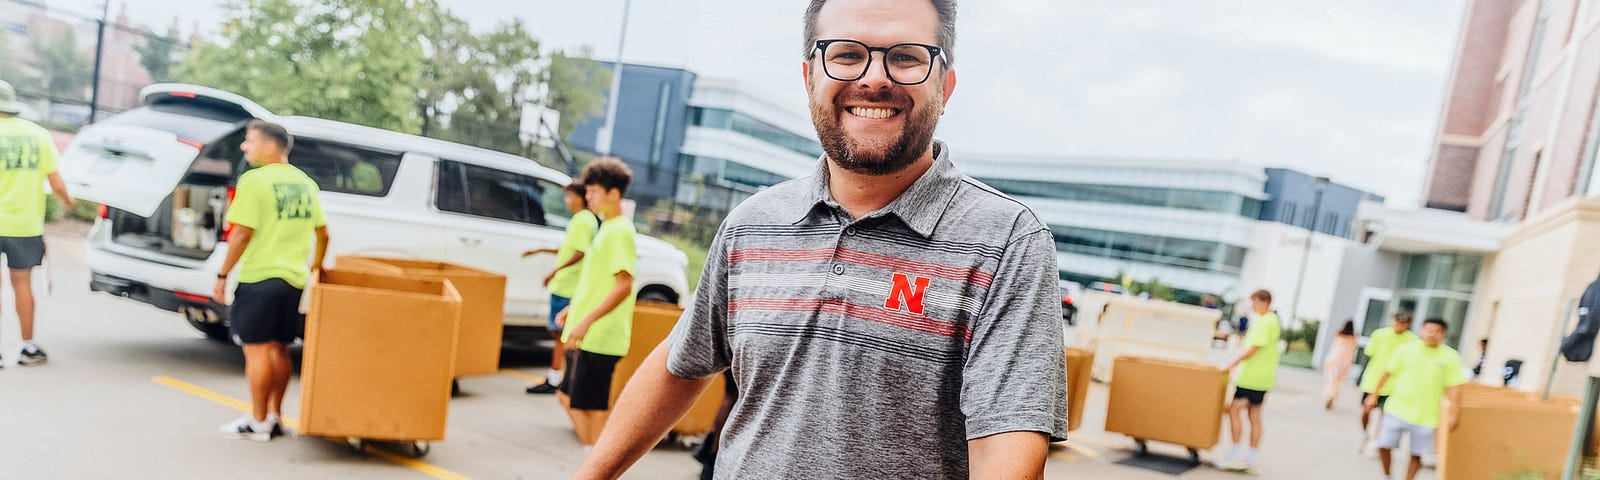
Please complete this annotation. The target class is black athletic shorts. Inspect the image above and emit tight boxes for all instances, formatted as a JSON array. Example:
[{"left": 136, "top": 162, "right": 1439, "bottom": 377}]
[
  {"left": 1234, "top": 387, "right": 1268, "bottom": 406},
  {"left": 1362, "top": 392, "right": 1390, "bottom": 409},
  {"left": 560, "top": 349, "right": 621, "bottom": 411},
  {"left": 229, "top": 278, "right": 304, "bottom": 345},
  {"left": 0, "top": 236, "right": 45, "bottom": 269}
]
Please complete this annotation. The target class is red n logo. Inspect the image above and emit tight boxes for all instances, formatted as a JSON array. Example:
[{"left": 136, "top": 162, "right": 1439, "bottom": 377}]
[{"left": 885, "top": 273, "right": 931, "bottom": 314}]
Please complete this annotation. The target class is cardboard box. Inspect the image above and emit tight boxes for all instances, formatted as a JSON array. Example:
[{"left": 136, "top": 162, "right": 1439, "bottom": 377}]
[
  {"left": 335, "top": 256, "right": 506, "bottom": 378},
  {"left": 1083, "top": 293, "right": 1220, "bottom": 382},
  {"left": 1104, "top": 356, "right": 1228, "bottom": 450},
  {"left": 299, "top": 269, "right": 462, "bottom": 441},
  {"left": 1438, "top": 393, "right": 1579, "bottom": 480},
  {"left": 607, "top": 301, "right": 726, "bottom": 436},
  {"left": 1065, "top": 347, "right": 1094, "bottom": 432}
]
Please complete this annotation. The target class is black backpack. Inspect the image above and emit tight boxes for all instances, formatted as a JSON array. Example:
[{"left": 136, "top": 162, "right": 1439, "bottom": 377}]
[{"left": 1560, "top": 276, "right": 1600, "bottom": 362}]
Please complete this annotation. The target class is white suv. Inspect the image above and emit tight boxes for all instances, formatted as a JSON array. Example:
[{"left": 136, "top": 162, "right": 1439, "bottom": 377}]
[{"left": 60, "top": 84, "right": 689, "bottom": 341}]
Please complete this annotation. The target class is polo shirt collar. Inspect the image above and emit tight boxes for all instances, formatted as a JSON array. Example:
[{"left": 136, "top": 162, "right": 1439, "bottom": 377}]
[{"left": 793, "top": 140, "right": 961, "bottom": 238}]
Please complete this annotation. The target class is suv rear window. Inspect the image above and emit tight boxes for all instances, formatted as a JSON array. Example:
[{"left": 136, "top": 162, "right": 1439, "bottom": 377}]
[
  {"left": 435, "top": 160, "right": 556, "bottom": 226},
  {"left": 289, "top": 139, "right": 403, "bottom": 197}
]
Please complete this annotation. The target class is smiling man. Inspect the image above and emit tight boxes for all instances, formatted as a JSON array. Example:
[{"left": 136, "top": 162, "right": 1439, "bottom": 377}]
[{"left": 574, "top": 1, "right": 1067, "bottom": 479}]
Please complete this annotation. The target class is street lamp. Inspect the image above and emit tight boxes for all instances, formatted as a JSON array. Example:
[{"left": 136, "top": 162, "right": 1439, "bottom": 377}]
[
  {"left": 596, "top": 0, "right": 632, "bottom": 157},
  {"left": 1288, "top": 176, "right": 1331, "bottom": 335}
]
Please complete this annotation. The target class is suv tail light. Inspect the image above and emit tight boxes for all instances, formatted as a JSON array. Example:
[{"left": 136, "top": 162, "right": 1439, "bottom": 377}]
[
  {"left": 98, "top": 204, "right": 109, "bottom": 219},
  {"left": 219, "top": 185, "right": 237, "bottom": 242}
]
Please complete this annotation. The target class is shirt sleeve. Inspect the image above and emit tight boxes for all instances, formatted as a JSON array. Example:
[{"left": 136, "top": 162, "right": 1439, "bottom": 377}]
[
  {"left": 665, "top": 223, "right": 733, "bottom": 380},
  {"left": 37, "top": 129, "right": 58, "bottom": 175},
  {"left": 225, "top": 175, "right": 265, "bottom": 229},
  {"left": 613, "top": 225, "right": 636, "bottom": 276},
  {"left": 1445, "top": 354, "right": 1469, "bottom": 388},
  {"left": 568, "top": 212, "right": 598, "bottom": 253},
  {"left": 311, "top": 183, "right": 327, "bottom": 227},
  {"left": 961, "top": 228, "right": 1070, "bottom": 442},
  {"left": 1245, "top": 319, "right": 1271, "bottom": 348},
  {"left": 1383, "top": 345, "right": 1411, "bottom": 376}
]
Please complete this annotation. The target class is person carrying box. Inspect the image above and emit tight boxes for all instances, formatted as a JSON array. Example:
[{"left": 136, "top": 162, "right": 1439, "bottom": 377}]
[
  {"left": 1221, "top": 289, "right": 1281, "bottom": 472},
  {"left": 211, "top": 121, "right": 330, "bottom": 442},
  {"left": 557, "top": 158, "right": 636, "bottom": 452},
  {"left": 1364, "top": 318, "right": 1466, "bottom": 480},
  {"left": 525, "top": 181, "right": 599, "bottom": 395}
]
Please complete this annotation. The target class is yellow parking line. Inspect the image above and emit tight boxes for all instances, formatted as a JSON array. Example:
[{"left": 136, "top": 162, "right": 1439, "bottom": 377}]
[
  {"left": 1062, "top": 441, "right": 1102, "bottom": 459},
  {"left": 1049, "top": 450, "right": 1081, "bottom": 462},
  {"left": 499, "top": 369, "right": 543, "bottom": 383},
  {"left": 151, "top": 376, "right": 471, "bottom": 480}
]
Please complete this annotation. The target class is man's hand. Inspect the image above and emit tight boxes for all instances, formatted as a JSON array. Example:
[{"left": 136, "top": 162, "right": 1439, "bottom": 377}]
[
  {"left": 1363, "top": 395, "right": 1378, "bottom": 410},
  {"left": 543, "top": 272, "right": 556, "bottom": 288},
  {"left": 212, "top": 277, "right": 229, "bottom": 305},
  {"left": 566, "top": 316, "right": 591, "bottom": 346},
  {"left": 555, "top": 308, "right": 569, "bottom": 328},
  {"left": 62, "top": 197, "right": 77, "bottom": 211},
  {"left": 1447, "top": 416, "right": 1459, "bottom": 433}
]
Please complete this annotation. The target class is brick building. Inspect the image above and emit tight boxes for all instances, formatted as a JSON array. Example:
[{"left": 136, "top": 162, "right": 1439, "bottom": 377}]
[{"left": 1421, "top": 0, "right": 1600, "bottom": 395}]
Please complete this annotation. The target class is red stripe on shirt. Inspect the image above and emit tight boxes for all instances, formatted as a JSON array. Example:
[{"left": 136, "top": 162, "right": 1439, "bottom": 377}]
[
  {"left": 729, "top": 298, "right": 972, "bottom": 341},
  {"left": 728, "top": 248, "right": 994, "bottom": 288}
]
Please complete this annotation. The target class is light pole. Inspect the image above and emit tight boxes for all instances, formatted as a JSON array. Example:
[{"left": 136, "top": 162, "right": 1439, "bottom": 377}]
[
  {"left": 1288, "top": 176, "right": 1331, "bottom": 335},
  {"left": 87, "top": 0, "right": 110, "bottom": 124},
  {"left": 596, "top": 0, "right": 632, "bottom": 157}
]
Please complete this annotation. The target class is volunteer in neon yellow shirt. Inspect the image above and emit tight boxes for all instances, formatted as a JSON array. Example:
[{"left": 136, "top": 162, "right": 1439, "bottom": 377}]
[
  {"left": 1365, "top": 318, "right": 1465, "bottom": 480},
  {"left": 555, "top": 158, "right": 636, "bottom": 449},
  {"left": 1359, "top": 311, "right": 1418, "bottom": 438},
  {"left": 522, "top": 181, "right": 598, "bottom": 394},
  {"left": 212, "top": 121, "right": 329, "bottom": 442},
  {"left": 1220, "top": 289, "right": 1282, "bottom": 471},
  {"left": 0, "top": 80, "right": 75, "bottom": 367}
]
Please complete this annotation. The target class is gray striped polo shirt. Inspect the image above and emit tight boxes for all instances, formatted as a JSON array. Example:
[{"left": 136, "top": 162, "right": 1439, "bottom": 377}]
[{"left": 666, "top": 141, "right": 1069, "bottom": 479}]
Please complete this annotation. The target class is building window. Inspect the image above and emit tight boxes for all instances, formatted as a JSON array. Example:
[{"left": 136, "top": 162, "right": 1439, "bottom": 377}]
[
  {"left": 1578, "top": 93, "right": 1600, "bottom": 196},
  {"left": 688, "top": 107, "right": 823, "bottom": 157},
  {"left": 679, "top": 154, "right": 787, "bottom": 189},
  {"left": 1048, "top": 225, "right": 1247, "bottom": 274},
  {"left": 648, "top": 82, "right": 674, "bottom": 173},
  {"left": 977, "top": 178, "right": 1259, "bottom": 218}
]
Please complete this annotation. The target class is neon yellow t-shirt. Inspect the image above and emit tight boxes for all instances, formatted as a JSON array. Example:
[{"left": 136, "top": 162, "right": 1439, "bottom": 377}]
[
  {"left": 225, "top": 163, "right": 326, "bottom": 289},
  {"left": 562, "top": 216, "right": 636, "bottom": 357},
  {"left": 1382, "top": 342, "right": 1467, "bottom": 428},
  {"left": 549, "top": 209, "right": 598, "bottom": 298},
  {"left": 1236, "top": 311, "right": 1282, "bottom": 391},
  {"left": 0, "top": 118, "right": 59, "bottom": 237},
  {"left": 1360, "top": 327, "right": 1420, "bottom": 395}
]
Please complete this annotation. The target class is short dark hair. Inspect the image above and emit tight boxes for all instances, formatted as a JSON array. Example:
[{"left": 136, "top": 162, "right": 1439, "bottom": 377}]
[
  {"left": 1394, "top": 311, "right": 1414, "bottom": 323},
  {"left": 1250, "top": 289, "right": 1272, "bottom": 304},
  {"left": 803, "top": 0, "right": 959, "bottom": 66},
  {"left": 565, "top": 182, "right": 588, "bottom": 208},
  {"left": 580, "top": 157, "right": 632, "bottom": 196},
  {"left": 247, "top": 120, "right": 293, "bottom": 153},
  {"left": 1424, "top": 318, "right": 1448, "bottom": 331},
  {"left": 1339, "top": 320, "right": 1356, "bottom": 336}
]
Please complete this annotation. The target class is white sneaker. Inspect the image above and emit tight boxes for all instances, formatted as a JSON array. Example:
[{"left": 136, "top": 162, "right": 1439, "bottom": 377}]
[{"left": 218, "top": 415, "right": 271, "bottom": 442}]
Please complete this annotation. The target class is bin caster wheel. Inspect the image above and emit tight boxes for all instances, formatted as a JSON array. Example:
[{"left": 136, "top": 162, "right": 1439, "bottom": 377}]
[
  {"left": 410, "top": 441, "right": 430, "bottom": 458},
  {"left": 1187, "top": 448, "right": 1201, "bottom": 466},
  {"left": 451, "top": 380, "right": 461, "bottom": 397},
  {"left": 1133, "top": 440, "right": 1149, "bottom": 456},
  {"left": 346, "top": 437, "right": 366, "bottom": 454}
]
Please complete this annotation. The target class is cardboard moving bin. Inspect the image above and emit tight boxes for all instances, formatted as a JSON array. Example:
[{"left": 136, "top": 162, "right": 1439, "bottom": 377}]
[
  {"left": 1104, "top": 356, "right": 1228, "bottom": 454},
  {"left": 1065, "top": 347, "right": 1094, "bottom": 432},
  {"left": 299, "top": 269, "right": 462, "bottom": 444},
  {"left": 1438, "top": 387, "right": 1580, "bottom": 480},
  {"left": 334, "top": 256, "right": 506, "bottom": 378},
  {"left": 605, "top": 301, "right": 726, "bottom": 436}
]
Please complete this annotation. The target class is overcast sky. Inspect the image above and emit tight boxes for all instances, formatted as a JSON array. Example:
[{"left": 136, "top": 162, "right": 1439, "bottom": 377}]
[{"left": 54, "top": 0, "right": 1467, "bottom": 207}]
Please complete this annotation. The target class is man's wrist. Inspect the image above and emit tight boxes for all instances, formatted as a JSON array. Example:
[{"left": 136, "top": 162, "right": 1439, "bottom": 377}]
[{"left": 216, "top": 272, "right": 229, "bottom": 279}]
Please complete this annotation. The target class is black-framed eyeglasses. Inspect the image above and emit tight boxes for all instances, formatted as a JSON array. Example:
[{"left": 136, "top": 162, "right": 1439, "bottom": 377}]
[{"left": 812, "top": 39, "right": 947, "bottom": 85}]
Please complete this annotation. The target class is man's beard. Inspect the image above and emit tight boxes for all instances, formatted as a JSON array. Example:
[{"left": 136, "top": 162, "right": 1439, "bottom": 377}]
[{"left": 810, "top": 85, "right": 941, "bottom": 176}]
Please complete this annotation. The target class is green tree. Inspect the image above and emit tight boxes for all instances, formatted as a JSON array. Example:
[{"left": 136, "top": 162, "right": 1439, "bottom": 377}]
[
  {"left": 545, "top": 50, "right": 612, "bottom": 142},
  {"left": 28, "top": 29, "right": 91, "bottom": 102},
  {"left": 133, "top": 29, "right": 182, "bottom": 83},
  {"left": 173, "top": 0, "right": 429, "bottom": 133}
]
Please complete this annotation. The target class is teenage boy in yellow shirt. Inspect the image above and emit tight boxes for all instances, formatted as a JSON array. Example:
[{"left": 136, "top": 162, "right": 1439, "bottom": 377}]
[
  {"left": 556, "top": 158, "right": 636, "bottom": 452},
  {"left": 525, "top": 182, "right": 599, "bottom": 394},
  {"left": 1366, "top": 318, "right": 1466, "bottom": 480},
  {"left": 1222, "top": 289, "right": 1282, "bottom": 471},
  {"left": 0, "top": 80, "right": 75, "bottom": 367}
]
